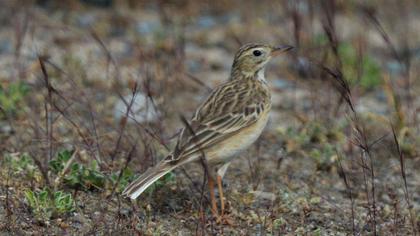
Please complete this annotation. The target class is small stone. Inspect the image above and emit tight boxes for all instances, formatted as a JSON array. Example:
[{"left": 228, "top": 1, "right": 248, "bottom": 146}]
[
  {"left": 113, "top": 92, "right": 160, "bottom": 124},
  {"left": 77, "top": 13, "right": 96, "bottom": 28},
  {"left": 0, "top": 122, "right": 13, "bottom": 135},
  {"left": 196, "top": 16, "right": 217, "bottom": 29},
  {"left": 0, "top": 39, "right": 12, "bottom": 54},
  {"left": 136, "top": 20, "right": 161, "bottom": 36},
  {"left": 250, "top": 191, "right": 277, "bottom": 202},
  {"left": 386, "top": 60, "right": 406, "bottom": 75}
]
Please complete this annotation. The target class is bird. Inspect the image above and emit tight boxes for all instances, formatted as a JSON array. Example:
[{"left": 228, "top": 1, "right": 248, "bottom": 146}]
[{"left": 122, "top": 42, "right": 293, "bottom": 221}]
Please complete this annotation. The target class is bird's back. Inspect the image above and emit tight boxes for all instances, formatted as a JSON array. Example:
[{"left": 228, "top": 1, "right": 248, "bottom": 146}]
[{"left": 168, "top": 76, "right": 271, "bottom": 164}]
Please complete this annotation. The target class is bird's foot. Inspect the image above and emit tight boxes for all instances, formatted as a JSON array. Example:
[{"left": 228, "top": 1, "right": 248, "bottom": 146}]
[{"left": 215, "top": 213, "right": 235, "bottom": 226}]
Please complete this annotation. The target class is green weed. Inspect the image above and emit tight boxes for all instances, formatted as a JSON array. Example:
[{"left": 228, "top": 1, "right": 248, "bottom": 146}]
[
  {"left": 279, "top": 122, "right": 343, "bottom": 154},
  {"left": 24, "top": 188, "right": 75, "bottom": 222},
  {"left": 315, "top": 35, "right": 381, "bottom": 90},
  {"left": 4, "top": 153, "right": 39, "bottom": 180},
  {"left": 49, "top": 150, "right": 106, "bottom": 190},
  {"left": 309, "top": 144, "right": 337, "bottom": 171},
  {"left": 339, "top": 42, "right": 381, "bottom": 90},
  {"left": 0, "top": 82, "right": 29, "bottom": 118},
  {"left": 279, "top": 122, "right": 343, "bottom": 171},
  {"left": 49, "top": 149, "right": 175, "bottom": 195}
]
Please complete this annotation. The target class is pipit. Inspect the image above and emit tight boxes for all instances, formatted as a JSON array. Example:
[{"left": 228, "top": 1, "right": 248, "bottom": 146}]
[{"left": 123, "top": 43, "right": 293, "bottom": 221}]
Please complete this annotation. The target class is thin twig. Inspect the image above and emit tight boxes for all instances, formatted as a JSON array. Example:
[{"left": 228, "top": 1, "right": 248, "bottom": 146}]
[{"left": 110, "top": 83, "right": 139, "bottom": 162}]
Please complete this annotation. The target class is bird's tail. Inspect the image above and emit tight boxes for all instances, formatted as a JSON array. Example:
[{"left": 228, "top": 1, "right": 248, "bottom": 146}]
[{"left": 122, "top": 161, "right": 176, "bottom": 200}]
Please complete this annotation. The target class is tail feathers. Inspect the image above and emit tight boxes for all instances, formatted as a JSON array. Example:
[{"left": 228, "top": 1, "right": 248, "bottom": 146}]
[{"left": 122, "top": 162, "right": 175, "bottom": 200}]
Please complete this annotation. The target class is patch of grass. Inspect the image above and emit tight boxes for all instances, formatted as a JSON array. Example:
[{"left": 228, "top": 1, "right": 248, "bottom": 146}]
[
  {"left": 0, "top": 82, "right": 29, "bottom": 118},
  {"left": 279, "top": 122, "right": 343, "bottom": 171},
  {"left": 48, "top": 150, "right": 74, "bottom": 174},
  {"left": 49, "top": 150, "right": 106, "bottom": 190},
  {"left": 309, "top": 144, "right": 337, "bottom": 171},
  {"left": 4, "top": 153, "right": 40, "bottom": 181},
  {"left": 24, "top": 188, "right": 75, "bottom": 222},
  {"left": 279, "top": 122, "right": 343, "bottom": 154},
  {"left": 48, "top": 149, "right": 175, "bottom": 194},
  {"left": 5, "top": 153, "right": 35, "bottom": 174},
  {"left": 339, "top": 42, "right": 381, "bottom": 90},
  {"left": 315, "top": 35, "right": 381, "bottom": 90},
  {"left": 272, "top": 217, "right": 287, "bottom": 231}
]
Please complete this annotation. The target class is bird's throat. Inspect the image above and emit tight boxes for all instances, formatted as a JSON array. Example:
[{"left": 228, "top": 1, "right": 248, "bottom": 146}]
[{"left": 256, "top": 68, "right": 267, "bottom": 84}]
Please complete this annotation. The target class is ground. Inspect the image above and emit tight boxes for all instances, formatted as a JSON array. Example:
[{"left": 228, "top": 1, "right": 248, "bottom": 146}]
[{"left": 0, "top": 0, "right": 420, "bottom": 235}]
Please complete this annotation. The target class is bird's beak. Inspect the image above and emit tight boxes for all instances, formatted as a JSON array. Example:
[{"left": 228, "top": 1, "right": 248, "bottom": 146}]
[{"left": 271, "top": 45, "right": 294, "bottom": 56}]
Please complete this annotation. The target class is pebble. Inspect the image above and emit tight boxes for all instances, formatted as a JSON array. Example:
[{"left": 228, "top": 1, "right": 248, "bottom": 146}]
[
  {"left": 356, "top": 97, "right": 388, "bottom": 115},
  {"left": 136, "top": 20, "right": 161, "bottom": 36},
  {"left": 0, "top": 122, "right": 13, "bottom": 135},
  {"left": 113, "top": 92, "right": 160, "bottom": 123},
  {"left": 386, "top": 60, "right": 407, "bottom": 75},
  {"left": 196, "top": 16, "right": 217, "bottom": 29},
  {"left": 77, "top": 13, "right": 96, "bottom": 28},
  {"left": 0, "top": 38, "right": 12, "bottom": 54},
  {"left": 250, "top": 190, "right": 276, "bottom": 201}
]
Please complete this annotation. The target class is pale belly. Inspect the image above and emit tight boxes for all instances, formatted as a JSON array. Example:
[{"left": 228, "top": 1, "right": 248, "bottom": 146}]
[{"left": 205, "top": 111, "right": 270, "bottom": 165}]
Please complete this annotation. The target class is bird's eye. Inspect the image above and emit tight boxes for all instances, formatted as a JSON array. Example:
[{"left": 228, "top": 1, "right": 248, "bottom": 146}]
[{"left": 253, "top": 50, "right": 262, "bottom": 57}]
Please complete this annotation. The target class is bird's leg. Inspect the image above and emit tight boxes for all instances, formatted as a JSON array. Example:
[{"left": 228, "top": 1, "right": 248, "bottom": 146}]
[
  {"left": 216, "top": 162, "right": 231, "bottom": 216},
  {"left": 215, "top": 162, "right": 236, "bottom": 225},
  {"left": 207, "top": 177, "right": 218, "bottom": 218},
  {"left": 217, "top": 162, "right": 230, "bottom": 217},
  {"left": 216, "top": 175, "right": 225, "bottom": 216},
  {"left": 216, "top": 174, "right": 235, "bottom": 225}
]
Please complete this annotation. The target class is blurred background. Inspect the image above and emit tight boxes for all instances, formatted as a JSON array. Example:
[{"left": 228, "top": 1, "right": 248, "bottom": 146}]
[{"left": 0, "top": 0, "right": 419, "bottom": 235}]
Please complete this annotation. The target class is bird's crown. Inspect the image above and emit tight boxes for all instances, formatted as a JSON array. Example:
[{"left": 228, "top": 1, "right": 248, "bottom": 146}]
[{"left": 230, "top": 43, "right": 293, "bottom": 79}]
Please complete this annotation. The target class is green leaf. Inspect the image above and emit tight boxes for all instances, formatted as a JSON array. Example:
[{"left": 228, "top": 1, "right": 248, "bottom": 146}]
[
  {"left": 25, "top": 188, "right": 75, "bottom": 222},
  {"left": 24, "top": 190, "right": 36, "bottom": 208},
  {"left": 0, "top": 82, "right": 29, "bottom": 117},
  {"left": 48, "top": 149, "right": 73, "bottom": 174}
]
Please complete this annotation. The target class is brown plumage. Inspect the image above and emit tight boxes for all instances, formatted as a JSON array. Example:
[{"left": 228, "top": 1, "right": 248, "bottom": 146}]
[{"left": 122, "top": 43, "right": 293, "bottom": 207}]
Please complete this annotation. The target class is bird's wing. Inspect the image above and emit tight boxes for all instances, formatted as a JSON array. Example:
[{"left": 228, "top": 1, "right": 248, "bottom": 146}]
[{"left": 165, "top": 79, "right": 269, "bottom": 163}]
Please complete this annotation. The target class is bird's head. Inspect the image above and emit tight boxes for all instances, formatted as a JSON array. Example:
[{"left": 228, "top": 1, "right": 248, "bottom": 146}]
[{"left": 231, "top": 43, "right": 293, "bottom": 78}]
